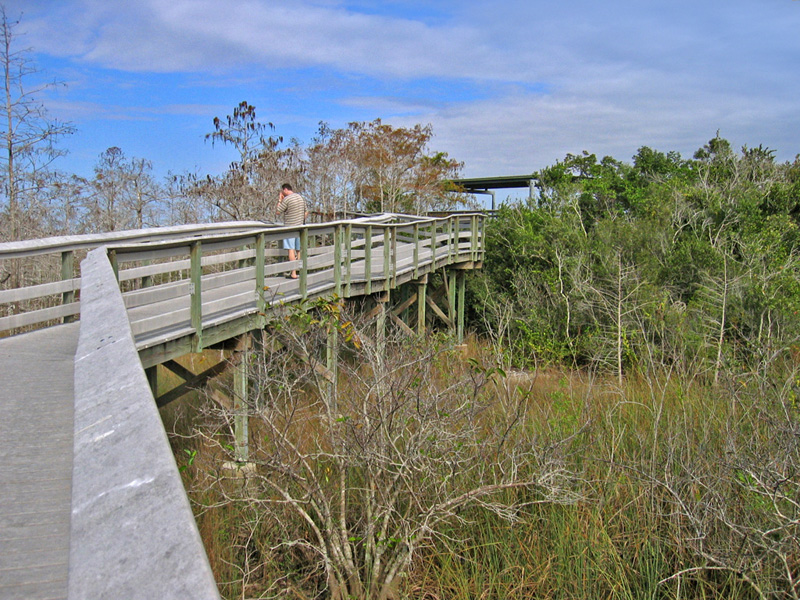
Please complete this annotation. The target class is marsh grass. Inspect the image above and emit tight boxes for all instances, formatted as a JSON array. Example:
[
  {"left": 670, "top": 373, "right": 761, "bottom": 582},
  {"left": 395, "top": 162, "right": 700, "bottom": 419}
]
[{"left": 165, "top": 339, "right": 798, "bottom": 599}]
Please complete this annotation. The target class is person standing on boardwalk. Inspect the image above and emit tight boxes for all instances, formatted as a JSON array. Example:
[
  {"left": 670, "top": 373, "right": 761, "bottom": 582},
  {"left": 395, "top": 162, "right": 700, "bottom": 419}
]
[{"left": 276, "top": 184, "right": 307, "bottom": 279}]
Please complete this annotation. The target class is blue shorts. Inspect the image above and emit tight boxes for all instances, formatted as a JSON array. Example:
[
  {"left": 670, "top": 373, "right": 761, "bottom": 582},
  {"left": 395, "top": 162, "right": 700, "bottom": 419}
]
[{"left": 283, "top": 237, "right": 300, "bottom": 251}]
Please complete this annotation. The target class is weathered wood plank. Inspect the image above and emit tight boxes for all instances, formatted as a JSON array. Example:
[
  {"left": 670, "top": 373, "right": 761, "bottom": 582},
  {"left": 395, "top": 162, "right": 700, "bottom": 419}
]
[{"left": 0, "top": 324, "right": 78, "bottom": 600}]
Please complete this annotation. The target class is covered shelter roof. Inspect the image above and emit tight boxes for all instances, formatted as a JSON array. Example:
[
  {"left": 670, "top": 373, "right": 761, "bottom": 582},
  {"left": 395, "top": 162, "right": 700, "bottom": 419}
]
[
  {"left": 450, "top": 175, "right": 538, "bottom": 210},
  {"left": 451, "top": 175, "right": 537, "bottom": 191}
]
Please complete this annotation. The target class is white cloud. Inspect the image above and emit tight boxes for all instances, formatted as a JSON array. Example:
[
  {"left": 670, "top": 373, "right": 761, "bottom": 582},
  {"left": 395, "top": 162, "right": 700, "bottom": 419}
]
[
  {"left": 22, "top": 0, "right": 527, "bottom": 81},
  {"left": 14, "top": 0, "right": 800, "bottom": 180}
]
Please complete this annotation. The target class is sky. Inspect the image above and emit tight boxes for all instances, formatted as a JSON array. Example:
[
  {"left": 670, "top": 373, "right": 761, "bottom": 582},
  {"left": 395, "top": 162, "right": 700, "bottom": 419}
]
[{"left": 7, "top": 0, "right": 800, "bottom": 198}]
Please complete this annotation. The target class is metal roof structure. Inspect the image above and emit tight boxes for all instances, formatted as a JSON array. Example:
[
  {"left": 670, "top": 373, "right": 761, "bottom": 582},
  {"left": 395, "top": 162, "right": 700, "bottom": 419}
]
[
  {"left": 452, "top": 175, "right": 537, "bottom": 190},
  {"left": 451, "top": 175, "right": 537, "bottom": 209}
]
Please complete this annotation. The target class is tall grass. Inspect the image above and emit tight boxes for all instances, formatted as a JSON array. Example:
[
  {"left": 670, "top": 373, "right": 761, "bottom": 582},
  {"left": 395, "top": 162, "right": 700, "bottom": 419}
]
[{"left": 166, "top": 337, "right": 799, "bottom": 599}]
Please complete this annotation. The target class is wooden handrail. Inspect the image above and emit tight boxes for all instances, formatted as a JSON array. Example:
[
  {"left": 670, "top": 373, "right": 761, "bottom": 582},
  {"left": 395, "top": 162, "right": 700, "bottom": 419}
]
[{"left": 0, "top": 212, "right": 485, "bottom": 337}]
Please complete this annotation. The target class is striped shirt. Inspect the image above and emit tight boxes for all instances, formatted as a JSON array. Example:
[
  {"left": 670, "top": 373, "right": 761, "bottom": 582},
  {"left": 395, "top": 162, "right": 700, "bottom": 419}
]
[{"left": 277, "top": 193, "right": 306, "bottom": 227}]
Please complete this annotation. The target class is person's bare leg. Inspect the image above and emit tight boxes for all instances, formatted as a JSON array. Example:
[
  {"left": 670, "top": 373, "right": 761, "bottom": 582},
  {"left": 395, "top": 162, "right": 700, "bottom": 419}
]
[{"left": 288, "top": 248, "right": 298, "bottom": 278}]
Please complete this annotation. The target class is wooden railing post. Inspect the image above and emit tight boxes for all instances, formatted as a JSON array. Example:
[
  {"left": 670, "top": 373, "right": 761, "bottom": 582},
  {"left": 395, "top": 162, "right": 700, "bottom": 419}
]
[
  {"left": 61, "top": 250, "right": 75, "bottom": 323},
  {"left": 478, "top": 214, "right": 485, "bottom": 261},
  {"left": 109, "top": 249, "right": 119, "bottom": 282},
  {"left": 344, "top": 223, "right": 352, "bottom": 297},
  {"left": 190, "top": 240, "right": 203, "bottom": 352},
  {"left": 383, "top": 226, "right": 391, "bottom": 292},
  {"left": 333, "top": 224, "right": 342, "bottom": 296},
  {"left": 413, "top": 223, "right": 419, "bottom": 279},
  {"left": 471, "top": 214, "right": 479, "bottom": 261},
  {"left": 255, "top": 232, "right": 266, "bottom": 321},
  {"left": 431, "top": 222, "right": 439, "bottom": 268},
  {"left": 299, "top": 228, "right": 308, "bottom": 300},
  {"left": 365, "top": 225, "right": 373, "bottom": 295},
  {"left": 141, "top": 260, "right": 153, "bottom": 288},
  {"left": 447, "top": 217, "right": 454, "bottom": 264}
]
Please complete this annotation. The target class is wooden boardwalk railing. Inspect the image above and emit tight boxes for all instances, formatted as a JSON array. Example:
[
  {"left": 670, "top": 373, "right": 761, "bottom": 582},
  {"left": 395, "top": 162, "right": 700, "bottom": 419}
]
[
  {"left": 0, "top": 212, "right": 484, "bottom": 600},
  {"left": 1, "top": 212, "right": 484, "bottom": 365}
]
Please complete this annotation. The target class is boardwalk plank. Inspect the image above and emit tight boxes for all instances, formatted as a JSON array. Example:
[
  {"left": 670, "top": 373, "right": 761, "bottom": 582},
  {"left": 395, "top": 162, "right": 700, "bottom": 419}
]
[{"left": 0, "top": 323, "right": 78, "bottom": 600}]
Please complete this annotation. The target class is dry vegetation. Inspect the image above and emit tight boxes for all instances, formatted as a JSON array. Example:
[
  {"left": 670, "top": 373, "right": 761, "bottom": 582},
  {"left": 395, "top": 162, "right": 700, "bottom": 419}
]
[{"left": 162, "top": 303, "right": 799, "bottom": 600}]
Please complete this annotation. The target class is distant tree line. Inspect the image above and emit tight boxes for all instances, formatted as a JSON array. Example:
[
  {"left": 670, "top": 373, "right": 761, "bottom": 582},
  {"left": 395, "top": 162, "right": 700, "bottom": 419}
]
[
  {"left": 474, "top": 136, "right": 800, "bottom": 381},
  {"left": 0, "top": 11, "right": 466, "bottom": 243}
]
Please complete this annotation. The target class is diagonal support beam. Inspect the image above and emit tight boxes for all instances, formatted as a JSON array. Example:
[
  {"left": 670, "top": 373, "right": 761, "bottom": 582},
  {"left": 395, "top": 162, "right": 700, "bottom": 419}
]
[
  {"left": 389, "top": 311, "right": 415, "bottom": 337},
  {"left": 162, "top": 359, "right": 196, "bottom": 383},
  {"left": 426, "top": 295, "right": 453, "bottom": 328},
  {"left": 391, "top": 292, "right": 418, "bottom": 318},
  {"left": 156, "top": 359, "right": 230, "bottom": 408}
]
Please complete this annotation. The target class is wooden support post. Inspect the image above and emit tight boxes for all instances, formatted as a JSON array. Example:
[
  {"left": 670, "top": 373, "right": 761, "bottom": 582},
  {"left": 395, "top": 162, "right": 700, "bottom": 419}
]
[
  {"left": 146, "top": 365, "right": 158, "bottom": 397},
  {"left": 457, "top": 270, "right": 466, "bottom": 344},
  {"left": 326, "top": 321, "right": 338, "bottom": 407},
  {"left": 233, "top": 333, "right": 251, "bottom": 463},
  {"left": 416, "top": 275, "right": 427, "bottom": 335},
  {"left": 61, "top": 250, "right": 75, "bottom": 323},
  {"left": 375, "top": 292, "right": 388, "bottom": 376},
  {"left": 448, "top": 269, "right": 457, "bottom": 326}
]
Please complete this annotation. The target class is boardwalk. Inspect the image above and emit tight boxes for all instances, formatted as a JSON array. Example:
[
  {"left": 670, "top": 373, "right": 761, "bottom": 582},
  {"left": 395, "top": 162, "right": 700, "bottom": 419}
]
[
  {"left": 0, "top": 212, "right": 484, "bottom": 598},
  {"left": 0, "top": 324, "right": 77, "bottom": 600}
]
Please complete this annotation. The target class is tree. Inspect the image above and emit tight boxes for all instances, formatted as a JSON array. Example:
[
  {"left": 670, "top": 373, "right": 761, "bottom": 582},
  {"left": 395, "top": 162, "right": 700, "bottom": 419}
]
[
  {"left": 0, "top": 6, "right": 74, "bottom": 242},
  {"left": 84, "top": 147, "right": 161, "bottom": 232},
  {"left": 192, "top": 300, "right": 579, "bottom": 599},
  {"left": 349, "top": 119, "right": 464, "bottom": 214},
  {"left": 193, "top": 101, "right": 300, "bottom": 221},
  {"left": 304, "top": 121, "right": 361, "bottom": 218},
  {"left": 479, "top": 138, "right": 800, "bottom": 378},
  {"left": 302, "top": 120, "right": 467, "bottom": 217}
]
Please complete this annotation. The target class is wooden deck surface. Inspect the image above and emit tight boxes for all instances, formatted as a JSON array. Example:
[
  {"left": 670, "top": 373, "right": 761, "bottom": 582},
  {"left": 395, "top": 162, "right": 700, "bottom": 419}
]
[
  {"left": 129, "top": 237, "right": 456, "bottom": 352},
  {"left": 0, "top": 323, "right": 78, "bottom": 600}
]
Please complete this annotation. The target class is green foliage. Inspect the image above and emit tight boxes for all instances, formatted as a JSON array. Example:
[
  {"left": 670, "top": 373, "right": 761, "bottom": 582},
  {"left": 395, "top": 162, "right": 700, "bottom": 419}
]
[{"left": 477, "top": 137, "right": 800, "bottom": 377}]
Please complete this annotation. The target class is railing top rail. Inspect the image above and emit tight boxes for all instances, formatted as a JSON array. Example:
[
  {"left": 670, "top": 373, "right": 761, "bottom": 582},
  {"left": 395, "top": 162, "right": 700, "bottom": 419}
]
[
  {"left": 0, "top": 212, "right": 484, "bottom": 261},
  {"left": 0, "top": 221, "right": 271, "bottom": 260}
]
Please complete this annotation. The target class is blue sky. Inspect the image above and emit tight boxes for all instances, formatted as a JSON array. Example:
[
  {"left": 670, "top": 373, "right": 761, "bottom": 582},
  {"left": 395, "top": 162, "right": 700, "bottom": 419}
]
[{"left": 8, "top": 0, "right": 800, "bottom": 188}]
